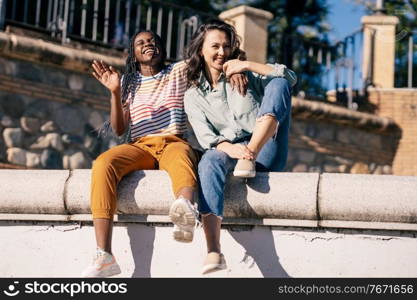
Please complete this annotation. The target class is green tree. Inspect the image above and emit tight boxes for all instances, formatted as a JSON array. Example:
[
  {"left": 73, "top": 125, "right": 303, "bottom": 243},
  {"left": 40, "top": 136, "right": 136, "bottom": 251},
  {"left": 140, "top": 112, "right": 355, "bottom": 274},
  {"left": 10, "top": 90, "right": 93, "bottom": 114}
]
[
  {"left": 253, "top": 0, "right": 331, "bottom": 97},
  {"left": 210, "top": 0, "right": 332, "bottom": 97}
]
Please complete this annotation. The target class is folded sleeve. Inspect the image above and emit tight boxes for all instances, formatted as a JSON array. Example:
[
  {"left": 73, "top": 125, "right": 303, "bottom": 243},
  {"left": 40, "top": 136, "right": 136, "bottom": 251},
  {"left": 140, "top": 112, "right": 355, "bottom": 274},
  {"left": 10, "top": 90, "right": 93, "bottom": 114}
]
[{"left": 248, "top": 63, "right": 297, "bottom": 97}]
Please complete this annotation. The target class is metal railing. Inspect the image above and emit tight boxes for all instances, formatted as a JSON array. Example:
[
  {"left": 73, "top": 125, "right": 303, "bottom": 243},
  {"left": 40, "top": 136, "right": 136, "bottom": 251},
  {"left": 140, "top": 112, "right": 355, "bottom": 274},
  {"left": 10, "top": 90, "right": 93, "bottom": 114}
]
[
  {"left": 272, "top": 28, "right": 365, "bottom": 109},
  {"left": 395, "top": 31, "right": 416, "bottom": 88},
  {"left": 0, "top": 0, "right": 216, "bottom": 60}
]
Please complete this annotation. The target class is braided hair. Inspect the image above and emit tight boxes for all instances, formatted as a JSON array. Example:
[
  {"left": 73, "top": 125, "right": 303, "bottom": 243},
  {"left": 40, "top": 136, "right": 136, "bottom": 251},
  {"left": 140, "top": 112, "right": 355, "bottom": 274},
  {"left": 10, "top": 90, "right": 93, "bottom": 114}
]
[
  {"left": 99, "top": 30, "right": 167, "bottom": 140},
  {"left": 121, "top": 29, "right": 167, "bottom": 105}
]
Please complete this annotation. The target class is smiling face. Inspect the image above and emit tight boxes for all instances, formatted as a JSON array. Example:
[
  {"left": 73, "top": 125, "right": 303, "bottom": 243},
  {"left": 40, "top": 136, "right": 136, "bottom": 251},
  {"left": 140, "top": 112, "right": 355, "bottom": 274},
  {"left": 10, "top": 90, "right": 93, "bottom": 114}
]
[
  {"left": 133, "top": 31, "right": 163, "bottom": 69},
  {"left": 200, "top": 29, "right": 231, "bottom": 75}
]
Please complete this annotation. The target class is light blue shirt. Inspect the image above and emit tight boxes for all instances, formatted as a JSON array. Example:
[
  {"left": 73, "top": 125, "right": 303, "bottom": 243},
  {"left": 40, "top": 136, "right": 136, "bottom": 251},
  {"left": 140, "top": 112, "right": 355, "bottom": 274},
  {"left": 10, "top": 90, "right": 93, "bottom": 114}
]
[{"left": 184, "top": 63, "right": 297, "bottom": 150}]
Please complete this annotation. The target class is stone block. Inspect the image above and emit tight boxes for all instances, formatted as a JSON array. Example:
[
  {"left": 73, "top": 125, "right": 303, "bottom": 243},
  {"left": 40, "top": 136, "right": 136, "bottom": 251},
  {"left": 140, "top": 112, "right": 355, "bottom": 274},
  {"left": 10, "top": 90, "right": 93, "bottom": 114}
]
[
  {"left": 297, "top": 150, "right": 316, "bottom": 164},
  {"left": 26, "top": 152, "right": 41, "bottom": 168},
  {"left": 24, "top": 100, "right": 49, "bottom": 119},
  {"left": 290, "top": 121, "right": 307, "bottom": 135},
  {"left": 40, "top": 121, "right": 58, "bottom": 133},
  {"left": 3, "top": 128, "right": 23, "bottom": 148},
  {"left": 0, "top": 138, "right": 6, "bottom": 161},
  {"left": 336, "top": 128, "right": 351, "bottom": 144},
  {"left": 68, "top": 151, "right": 92, "bottom": 169},
  {"left": 382, "top": 165, "right": 393, "bottom": 175},
  {"left": 41, "top": 149, "right": 63, "bottom": 169},
  {"left": 293, "top": 164, "right": 308, "bottom": 172},
  {"left": 7, "top": 148, "right": 26, "bottom": 165},
  {"left": 30, "top": 133, "right": 64, "bottom": 152},
  {"left": 47, "top": 133, "right": 64, "bottom": 152},
  {"left": 68, "top": 74, "right": 84, "bottom": 91},
  {"left": 88, "top": 111, "right": 104, "bottom": 130},
  {"left": 54, "top": 106, "right": 84, "bottom": 135},
  {"left": 1, "top": 94, "right": 25, "bottom": 118},
  {"left": 1, "top": 115, "right": 18, "bottom": 128},
  {"left": 320, "top": 173, "right": 417, "bottom": 223},
  {"left": 316, "top": 126, "right": 335, "bottom": 141},
  {"left": 350, "top": 162, "right": 370, "bottom": 174},
  {"left": 20, "top": 117, "right": 41, "bottom": 134},
  {"left": 0, "top": 170, "right": 68, "bottom": 214}
]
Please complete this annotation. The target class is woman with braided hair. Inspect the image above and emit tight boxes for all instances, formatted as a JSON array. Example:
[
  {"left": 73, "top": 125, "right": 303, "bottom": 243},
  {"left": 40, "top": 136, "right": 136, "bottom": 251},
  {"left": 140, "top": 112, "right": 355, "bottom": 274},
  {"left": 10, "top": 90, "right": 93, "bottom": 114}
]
[{"left": 81, "top": 30, "right": 247, "bottom": 277}]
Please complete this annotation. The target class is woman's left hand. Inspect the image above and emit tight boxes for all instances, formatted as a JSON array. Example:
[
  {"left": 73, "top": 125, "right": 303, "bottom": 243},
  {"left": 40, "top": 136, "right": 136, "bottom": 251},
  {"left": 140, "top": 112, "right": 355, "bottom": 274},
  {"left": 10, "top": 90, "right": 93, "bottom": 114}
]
[{"left": 223, "top": 59, "right": 249, "bottom": 78}]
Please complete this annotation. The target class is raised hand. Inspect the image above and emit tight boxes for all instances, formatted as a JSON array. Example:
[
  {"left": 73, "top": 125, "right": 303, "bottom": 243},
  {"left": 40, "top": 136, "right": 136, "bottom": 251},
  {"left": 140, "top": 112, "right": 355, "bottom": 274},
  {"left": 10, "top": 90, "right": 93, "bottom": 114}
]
[{"left": 91, "top": 60, "right": 121, "bottom": 93}]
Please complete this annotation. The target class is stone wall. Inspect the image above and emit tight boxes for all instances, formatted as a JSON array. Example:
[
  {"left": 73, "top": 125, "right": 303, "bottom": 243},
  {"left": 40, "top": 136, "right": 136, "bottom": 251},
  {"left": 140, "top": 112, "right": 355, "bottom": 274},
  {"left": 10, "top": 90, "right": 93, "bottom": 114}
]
[
  {"left": 284, "top": 99, "right": 400, "bottom": 174},
  {"left": 368, "top": 88, "right": 417, "bottom": 176},
  {"left": 0, "top": 30, "right": 402, "bottom": 173},
  {"left": 0, "top": 55, "right": 119, "bottom": 169}
]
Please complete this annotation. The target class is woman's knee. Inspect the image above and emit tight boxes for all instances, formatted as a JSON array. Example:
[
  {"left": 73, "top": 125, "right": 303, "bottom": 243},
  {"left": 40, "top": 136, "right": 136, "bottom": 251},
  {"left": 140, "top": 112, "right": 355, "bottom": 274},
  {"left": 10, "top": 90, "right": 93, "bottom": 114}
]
[
  {"left": 198, "top": 150, "right": 228, "bottom": 171},
  {"left": 92, "top": 151, "right": 115, "bottom": 172},
  {"left": 266, "top": 77, "right": 292, "bottom": 94}
]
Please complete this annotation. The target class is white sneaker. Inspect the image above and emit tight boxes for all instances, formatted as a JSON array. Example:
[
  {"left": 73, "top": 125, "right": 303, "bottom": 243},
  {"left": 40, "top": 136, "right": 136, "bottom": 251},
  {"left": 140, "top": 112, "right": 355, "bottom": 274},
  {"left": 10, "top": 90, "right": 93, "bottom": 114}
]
[
  {"left": 169, "top": 196, "right": 198, "bottom": 243},
  {"left": 81, "top": 248, "right": 121, "bottom": 278},
  {"left": 201, "top": 252, "right": 227, "bottom": 275},
  {"left": 233, "top": 159, "right": 256, "bottom": 178}
]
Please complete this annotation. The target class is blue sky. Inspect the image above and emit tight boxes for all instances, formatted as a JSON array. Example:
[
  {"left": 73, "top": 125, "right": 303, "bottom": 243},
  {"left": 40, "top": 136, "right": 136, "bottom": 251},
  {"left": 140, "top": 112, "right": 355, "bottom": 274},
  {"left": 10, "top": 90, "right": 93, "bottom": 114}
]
[{"left": 327, "top": 0, "right": 367, "bottom": 42}]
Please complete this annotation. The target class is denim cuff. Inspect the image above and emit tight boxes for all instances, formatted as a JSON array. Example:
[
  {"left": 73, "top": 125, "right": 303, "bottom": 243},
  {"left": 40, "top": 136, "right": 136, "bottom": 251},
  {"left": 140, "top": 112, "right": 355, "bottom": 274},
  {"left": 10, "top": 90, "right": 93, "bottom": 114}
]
[{"left": 200, "top": 212, "right": 223, "bottom": 220}]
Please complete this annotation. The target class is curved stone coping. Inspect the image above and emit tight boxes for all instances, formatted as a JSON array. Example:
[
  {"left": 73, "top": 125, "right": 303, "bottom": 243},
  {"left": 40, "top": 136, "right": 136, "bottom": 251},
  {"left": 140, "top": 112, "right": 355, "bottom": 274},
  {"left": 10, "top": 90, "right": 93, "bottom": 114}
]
[
  {"left": 0, "top": 170, "right": 416, "bottom": 230},
  {"left": 292, "top": 98, "right": 400, "bottom": 134}
]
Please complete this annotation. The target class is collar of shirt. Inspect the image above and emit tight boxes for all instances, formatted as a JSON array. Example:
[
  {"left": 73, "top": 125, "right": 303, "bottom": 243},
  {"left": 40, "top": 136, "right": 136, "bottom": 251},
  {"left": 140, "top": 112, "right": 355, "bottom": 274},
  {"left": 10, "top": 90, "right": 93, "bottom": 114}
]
[{"left": 198, "top": 72, "right": 227, "bottom": 94}]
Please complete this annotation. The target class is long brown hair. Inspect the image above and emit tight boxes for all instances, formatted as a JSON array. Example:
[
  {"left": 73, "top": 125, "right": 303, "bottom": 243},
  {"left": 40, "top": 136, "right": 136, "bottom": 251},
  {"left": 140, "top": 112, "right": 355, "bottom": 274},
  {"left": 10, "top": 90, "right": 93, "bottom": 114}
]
[{"left": 184, "top": 20, "right": 246, "bottom": 88}]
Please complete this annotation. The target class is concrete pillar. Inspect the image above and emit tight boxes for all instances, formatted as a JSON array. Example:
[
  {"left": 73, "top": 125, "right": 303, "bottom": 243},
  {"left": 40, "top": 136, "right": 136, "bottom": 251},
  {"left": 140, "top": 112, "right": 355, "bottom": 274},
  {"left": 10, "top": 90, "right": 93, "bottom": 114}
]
[
  {"left": 219, "top": 5, "right": 273, "bottom": 63},
  {"left": 361, "top": 15, "right": 399, "bottom": 88}
]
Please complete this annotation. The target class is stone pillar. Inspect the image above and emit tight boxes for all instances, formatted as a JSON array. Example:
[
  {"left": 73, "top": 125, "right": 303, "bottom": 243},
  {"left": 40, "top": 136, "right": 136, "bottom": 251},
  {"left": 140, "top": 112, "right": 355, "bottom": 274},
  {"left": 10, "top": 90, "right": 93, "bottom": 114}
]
[
  {"left": 219, "top": 5, "right": 273, "bottom": 63},
  {"left": 361, "top": 15, "right": 399, "bottom": 88}
]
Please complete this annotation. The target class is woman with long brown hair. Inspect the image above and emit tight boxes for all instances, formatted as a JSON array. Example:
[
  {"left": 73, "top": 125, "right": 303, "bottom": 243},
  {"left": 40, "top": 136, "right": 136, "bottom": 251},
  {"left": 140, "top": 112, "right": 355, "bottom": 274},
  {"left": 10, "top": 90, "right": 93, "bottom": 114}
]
[{"left": 184, "top": 20, "right": 297, "bottom": 274}]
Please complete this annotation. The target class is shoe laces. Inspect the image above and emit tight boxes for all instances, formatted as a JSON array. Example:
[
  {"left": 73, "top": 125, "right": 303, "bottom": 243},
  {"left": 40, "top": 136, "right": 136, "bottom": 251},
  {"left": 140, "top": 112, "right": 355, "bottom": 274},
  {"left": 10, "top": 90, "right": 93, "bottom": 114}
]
[
  {"left": 92, "top": 248, "right": 109, "bottom": 264},
  {"left": 179, "top": 196, "right": 202, "bottom": 228}
]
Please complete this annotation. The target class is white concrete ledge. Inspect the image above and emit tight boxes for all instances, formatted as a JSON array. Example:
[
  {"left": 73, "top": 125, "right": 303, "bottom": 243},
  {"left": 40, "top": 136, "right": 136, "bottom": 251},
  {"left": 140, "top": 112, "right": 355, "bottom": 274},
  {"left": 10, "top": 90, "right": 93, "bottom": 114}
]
[
  {"left": 0, "top": 170, "right": 416, "bottom": 231},
  {"left": 319, "top": 174, "right": 417, "bottom": 224}
]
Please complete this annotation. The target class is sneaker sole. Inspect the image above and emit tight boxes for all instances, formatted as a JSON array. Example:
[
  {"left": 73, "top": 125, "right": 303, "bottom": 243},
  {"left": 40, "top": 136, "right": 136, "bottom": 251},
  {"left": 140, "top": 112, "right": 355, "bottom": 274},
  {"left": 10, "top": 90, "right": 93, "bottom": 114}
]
[
  {"left": 100, "top": 264, "right": 122, "bottom": 277},
  {"left": 169, "top": 201, "right": 196, "bottom": 243},
  {"left": 173, "top": 227, "right": 193, "bottom": 243},
  {"left": 233, "top": 170, "right": 256, "bottom": 178},
  {"left": 82, "top": 263, "right": 121, "bottom": 278},
  {"left": 201, "top": 263, "right": 227, "bottom": 275}
]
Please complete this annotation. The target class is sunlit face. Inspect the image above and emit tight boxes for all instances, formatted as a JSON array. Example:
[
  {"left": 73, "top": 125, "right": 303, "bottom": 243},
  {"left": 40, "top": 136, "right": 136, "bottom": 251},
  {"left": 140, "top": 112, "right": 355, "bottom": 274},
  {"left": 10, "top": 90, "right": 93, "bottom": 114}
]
[
  {"left": 200, "top": 29, "right": 231, "bottom": 73},
  {"left": 133, "top": 31, "right": 162, "bottom": 66}
]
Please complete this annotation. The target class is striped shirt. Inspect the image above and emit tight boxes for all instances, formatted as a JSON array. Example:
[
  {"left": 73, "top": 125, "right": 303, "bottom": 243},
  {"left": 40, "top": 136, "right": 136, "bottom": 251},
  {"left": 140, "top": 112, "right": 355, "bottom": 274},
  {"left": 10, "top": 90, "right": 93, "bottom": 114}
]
[{"left": 126, "top": 61, "right": 187, "bottom": 140}]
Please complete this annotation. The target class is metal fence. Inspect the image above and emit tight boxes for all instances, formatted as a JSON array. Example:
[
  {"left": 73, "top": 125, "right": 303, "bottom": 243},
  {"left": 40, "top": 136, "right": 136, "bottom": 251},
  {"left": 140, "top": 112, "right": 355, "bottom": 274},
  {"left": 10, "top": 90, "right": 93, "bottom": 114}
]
[
  {"left": 0, "top": 0, "right": 216, "bottom": 60},
  {"left": 395, "top": 31, "right": 416, "bottom": 88},
  {"left": 2, "top": 1, "right": 414, "bottom": 108},
  {"left": 272, "top": 28, "right": 365, "bottom": 109}
]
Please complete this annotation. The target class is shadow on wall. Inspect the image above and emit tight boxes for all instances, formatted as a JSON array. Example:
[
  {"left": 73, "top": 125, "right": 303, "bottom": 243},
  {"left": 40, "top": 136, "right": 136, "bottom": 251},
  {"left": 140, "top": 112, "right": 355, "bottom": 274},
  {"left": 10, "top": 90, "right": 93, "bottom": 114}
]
[
  {"left": 228, "top": 226, "right": 289, "bottom": 278},
  {"left": 126, "top": 225, "right": 155, "bottom": 277},
  {"left": 122, "top": 172, "right": 289, "bottom": 277},
  {"left": 225, "top": 175, "right": 289, "bottom": 278},
  {"left": 118, "top": 171, "right": 156, "bottom": 277}
]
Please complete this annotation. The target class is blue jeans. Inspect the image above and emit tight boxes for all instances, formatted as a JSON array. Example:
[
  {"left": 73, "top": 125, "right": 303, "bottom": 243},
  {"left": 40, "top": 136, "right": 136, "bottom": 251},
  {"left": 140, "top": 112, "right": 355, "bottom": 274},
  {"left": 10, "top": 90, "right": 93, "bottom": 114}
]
[{"left": 198, "top": 77, "right": 292, "bottom": 217}]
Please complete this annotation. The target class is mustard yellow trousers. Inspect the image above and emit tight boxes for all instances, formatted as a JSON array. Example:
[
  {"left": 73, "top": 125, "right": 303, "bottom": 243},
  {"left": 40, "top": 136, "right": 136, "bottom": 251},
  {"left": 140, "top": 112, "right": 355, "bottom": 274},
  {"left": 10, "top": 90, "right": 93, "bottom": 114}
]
[{"left": 90, "top": 135, "right": 198, "bottom": 219}]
